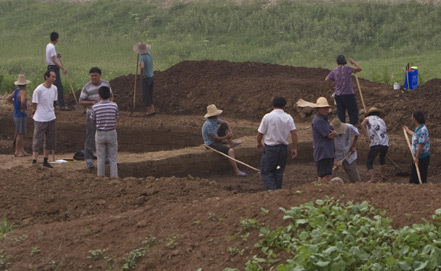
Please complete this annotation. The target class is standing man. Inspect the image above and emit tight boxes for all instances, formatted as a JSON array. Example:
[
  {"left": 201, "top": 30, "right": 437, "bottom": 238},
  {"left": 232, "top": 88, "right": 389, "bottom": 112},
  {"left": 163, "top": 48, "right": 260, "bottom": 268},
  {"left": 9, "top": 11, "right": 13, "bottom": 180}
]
[
  {"left": 46, "top": 32, "right": 69, "bottom": 111},
  {"left": 91, "top": 86, "right": 119, "bottom": 179},
  {"left": 257, "top": 96, "right": 298, "bottom": 190},
  {"left": 331, "top": 118, "right": 361, "bottom": 183},
  {"left": 79, "top": 67, "right": 113, "bottom": 169},
  {"left": 134, "top": 41, "right": 155, "bottom": 117},
  {"left": 325, "top": 55, "right": 361, "bottom": 125},
  {"left": 6, "top": 74, "right": 31, "bottom": 157},
  {"left": 32, "top": 70, "right": 58, "bottom": 168},
  {"left": 312, "top": 97, "right": 337, "bottom": 182},
  {"left": 202, "top": 104, "right": 246, "bottom": 177}
]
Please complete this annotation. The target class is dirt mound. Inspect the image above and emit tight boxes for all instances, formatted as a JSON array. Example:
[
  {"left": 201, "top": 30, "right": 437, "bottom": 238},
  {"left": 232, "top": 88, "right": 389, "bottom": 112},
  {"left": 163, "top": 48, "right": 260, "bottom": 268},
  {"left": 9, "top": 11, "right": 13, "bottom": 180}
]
[{"left": 107, "top": 60, "right": 441, "bottom": 135}]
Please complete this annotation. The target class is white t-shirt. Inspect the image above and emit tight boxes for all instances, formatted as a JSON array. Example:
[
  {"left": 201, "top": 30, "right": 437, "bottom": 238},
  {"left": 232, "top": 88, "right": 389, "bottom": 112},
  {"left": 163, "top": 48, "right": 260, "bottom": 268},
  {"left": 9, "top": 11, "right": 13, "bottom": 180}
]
[
  {"left": 258, "top": 109, "right": 296, "bottom": 146},
  {"left": 46, "top": 43, "right": 57, "bottom": 65},
  {"left": 32, "top": 84, "right": 58, "bottom": 122}
]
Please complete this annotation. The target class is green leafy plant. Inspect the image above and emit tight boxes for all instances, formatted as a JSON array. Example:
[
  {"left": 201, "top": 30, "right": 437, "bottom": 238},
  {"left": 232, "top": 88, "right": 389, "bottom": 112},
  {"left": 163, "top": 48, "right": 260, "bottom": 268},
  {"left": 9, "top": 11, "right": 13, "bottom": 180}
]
[
  {"left": 231, "top": 199, "right": 441, "bottom": 270},
  {"left": 0, "top": 216, "right": 15, "bottom": 241},
  {"left": 30, "top": 246, "right": 41, "bottom": 256},
  {"left": 165, "top": 236, "right": 179, "bottom": 249}
]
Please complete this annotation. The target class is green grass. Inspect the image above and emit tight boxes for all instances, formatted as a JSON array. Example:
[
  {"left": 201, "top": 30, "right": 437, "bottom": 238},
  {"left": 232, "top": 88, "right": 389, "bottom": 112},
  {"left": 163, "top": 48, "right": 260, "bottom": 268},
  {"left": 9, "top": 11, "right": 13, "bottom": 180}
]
[{"left": 1, "top": 0, "right": 441, "bottom": 95}]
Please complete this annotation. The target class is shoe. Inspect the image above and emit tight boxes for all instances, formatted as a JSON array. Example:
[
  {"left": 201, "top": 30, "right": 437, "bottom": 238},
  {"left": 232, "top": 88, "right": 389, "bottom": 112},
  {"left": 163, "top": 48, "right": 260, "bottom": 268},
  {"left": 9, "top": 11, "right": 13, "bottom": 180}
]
[
  {"left": 43, "top": 162, "right": 53, "bottom": 168},
  {"left": 60, "top": 106, "right": 71, "bottom": 111},
  {"left": 367, "top": 179, "right": 376, "bottom": 183},
  {"left": 22, "top": 152, "right": 31, "bottom": 156},
  {"left": 86, "top": 162, "right": 94, "bottom": 169},
  {"left": 381, "top": 177, "right": 387, "bottom": 182},
  {"left": 14, "top": 153, "right": 24, "bottom": 157},
  {"left": 144, "top": 112, "right": 156, "bottom": 118},
  {"left": 236, "top": 172, "right": 247, "bottom": 177},
  {"left": 55, "top": 106, "right": 61, "bottom": 110},
  {"left": 232, "top": 142, "right": 241, "bottom": 147}
]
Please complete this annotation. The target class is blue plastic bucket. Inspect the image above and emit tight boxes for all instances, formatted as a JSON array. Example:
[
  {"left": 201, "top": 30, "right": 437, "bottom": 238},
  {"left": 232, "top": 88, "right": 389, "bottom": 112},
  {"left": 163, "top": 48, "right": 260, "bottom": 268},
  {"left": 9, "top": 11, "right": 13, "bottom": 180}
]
[{"left": 404, "top": 67, "right": 418, "bottom": 90}]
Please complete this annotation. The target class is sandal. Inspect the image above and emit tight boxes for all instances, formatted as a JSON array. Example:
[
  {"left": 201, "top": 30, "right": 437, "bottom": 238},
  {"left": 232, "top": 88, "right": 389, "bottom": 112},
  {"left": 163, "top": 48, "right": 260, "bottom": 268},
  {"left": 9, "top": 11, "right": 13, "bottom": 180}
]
[
  {"left": 232, "top": 142, "right": 241, "bottom": 147},
  {"left": 368, "top": 180, "right": 377, "bottom": 183},
  {"left": 236, "top": 172, "right": 247, "bottom": 177}
]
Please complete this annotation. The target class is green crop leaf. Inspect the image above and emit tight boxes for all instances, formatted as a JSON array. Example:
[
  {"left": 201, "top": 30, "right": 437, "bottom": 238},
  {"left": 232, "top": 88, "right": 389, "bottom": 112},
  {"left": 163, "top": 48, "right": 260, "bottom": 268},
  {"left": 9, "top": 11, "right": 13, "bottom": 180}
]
[{"left": 314, "top": 261, "right": 330, "bottom": 267}]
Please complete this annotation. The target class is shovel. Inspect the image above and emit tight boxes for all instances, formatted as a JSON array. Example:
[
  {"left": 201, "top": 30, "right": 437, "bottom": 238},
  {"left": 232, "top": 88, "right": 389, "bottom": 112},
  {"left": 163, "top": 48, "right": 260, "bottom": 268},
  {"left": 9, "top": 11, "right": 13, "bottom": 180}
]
[
  {"left": 129, "top": 53, "right": 140, "bottom": 116},
  {"left": 59, "top": 58, "right": 83, "bottom": 112}
]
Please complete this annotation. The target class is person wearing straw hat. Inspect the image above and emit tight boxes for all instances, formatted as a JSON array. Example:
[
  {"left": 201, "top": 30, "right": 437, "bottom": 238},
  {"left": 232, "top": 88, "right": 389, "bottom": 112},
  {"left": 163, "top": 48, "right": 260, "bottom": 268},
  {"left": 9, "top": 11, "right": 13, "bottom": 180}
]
[
  {"left": 46, "top": 32, "right": 70, "bottom": 111},
  {"left": 79, "top": 67, "right": 113, "bottom": 169},
  {"left": 360, "top": 107, "right": 389, "bottom": 183},
  {"left": 202, "top": 104, "right": 246, "bottom": 177},
  {"left": 257, "top": 96, "right": 298, "bottom": 190},
  {"left": 6, "top": 74, "right": 31, "bottom": 157},
  {"left": 404, "top": 111, "right": 430, "bottom": 184},
  {"left": 311, "top": 97, "right": 337, "bottom": 182},
  {"left": 31, "top": 70, "right": 58, "bottom": 168},
  {"left": 331, "top": 117, "right": 361, "bottom": 183},
  {"left": 325, "top": 55, "right": 361, "bottom": 125},
  {"left": 134, "top": 42, "right": 156, "bottom": 117}
]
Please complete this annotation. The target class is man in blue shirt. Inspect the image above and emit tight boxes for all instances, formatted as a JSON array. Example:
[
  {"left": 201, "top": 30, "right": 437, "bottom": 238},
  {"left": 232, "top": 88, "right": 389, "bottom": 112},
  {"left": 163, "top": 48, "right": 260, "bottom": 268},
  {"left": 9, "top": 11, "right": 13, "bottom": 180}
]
[
  {"left": 134, "top": 42, "right": 155, "bottom": 117},
  {"left": 202, "top": 104, "right": 246, "bottom": 177}
]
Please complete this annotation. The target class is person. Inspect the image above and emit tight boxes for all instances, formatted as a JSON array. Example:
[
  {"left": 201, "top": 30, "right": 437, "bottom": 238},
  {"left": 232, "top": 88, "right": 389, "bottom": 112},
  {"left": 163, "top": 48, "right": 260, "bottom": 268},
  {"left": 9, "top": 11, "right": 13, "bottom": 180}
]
[
  {"left": 331, "top": 117, "right": 361, "bottom": 183},
  {"left": 312, "top": 97, "right": 337, "bottom": 182},
  {"left": 134, "top": 41, "right": 156, "bottom": 117},
  {"left": 6, "top": 74, "right": 31, "bottom": 157},
  {"left": 404, "top": 111, "right": 430, "bottom": 184},
  {"left": 90, "top": 86, "right": 119, "bottom": 178},
  {"left": 202, "top": 104, "right": 246, "bottom": 177},
  {"left": 46, "top": 31, "right": 69, "bottom": 111},
  {"left": 325, "top": 55, "right": 361, "bottom": 125},
  {"left": 31, "top": 70, "right": 58, "bottom": 168},
  {"left": 257, "top": 96, "right": 298, "bottom": 190},
  {"left": 79, "top": 67, "right": 113, "bottom": 169},
  {"left": 360, "top": 107, "right": 389, "bottom": 183}
]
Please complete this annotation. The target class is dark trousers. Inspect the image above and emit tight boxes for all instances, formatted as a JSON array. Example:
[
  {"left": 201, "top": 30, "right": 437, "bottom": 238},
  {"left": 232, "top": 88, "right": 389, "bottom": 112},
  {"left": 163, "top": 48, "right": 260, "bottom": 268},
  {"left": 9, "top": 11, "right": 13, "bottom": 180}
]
[
  {"left": 410, "top": 155, "right": 430, "bottom": 184},
  {"left": 47, "top": 65, "right": 65, "bottom": 107},
  {"left": 335, "top": 94, "right": 358, "bottom": 125},
  {"left": 366, "top": 145, "right": 388, "bottom": 170},
  {"left": 142, "top": 76, "right": 154, "bottom": 107},
  {"left": 260, "top": 144, "right": 288, "bottom": 190}
]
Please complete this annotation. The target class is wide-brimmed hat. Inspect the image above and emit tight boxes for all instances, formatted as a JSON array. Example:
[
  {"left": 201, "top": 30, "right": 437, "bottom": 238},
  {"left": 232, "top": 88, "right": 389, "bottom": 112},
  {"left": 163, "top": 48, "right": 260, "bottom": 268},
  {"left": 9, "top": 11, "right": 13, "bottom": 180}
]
[
  {"left": 133, "top": 42, "right": 151, "bottom": 54},
  {"left": 331, "top": 118, "right": 347, "bottom": 134},
  {"left": 297, "top": 97, "right": 332, "bottom": 108},
  {"left": 14, "top": 74, "right": 30, "bottom": 86},
  {"left": 204, "top": 104, "right": 223, "bottom": 118},
  {"left": 366, "top": 107, "right": 385, "bottom": 117}
]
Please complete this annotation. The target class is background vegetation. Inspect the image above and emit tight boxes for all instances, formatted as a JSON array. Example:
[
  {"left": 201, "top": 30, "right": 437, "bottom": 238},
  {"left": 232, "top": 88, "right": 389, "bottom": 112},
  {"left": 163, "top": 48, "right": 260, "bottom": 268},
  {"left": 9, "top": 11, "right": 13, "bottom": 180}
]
[{"left": 1, "top": 0, "right": 441, "bottom": 94}]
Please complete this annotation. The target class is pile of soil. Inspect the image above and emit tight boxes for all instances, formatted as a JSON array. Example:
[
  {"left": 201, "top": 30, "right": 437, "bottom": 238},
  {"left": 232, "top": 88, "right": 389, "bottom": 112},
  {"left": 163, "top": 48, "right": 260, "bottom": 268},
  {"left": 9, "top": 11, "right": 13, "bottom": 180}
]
[{"left": 107, "top": 60, "right": 441, "bottom": 135}]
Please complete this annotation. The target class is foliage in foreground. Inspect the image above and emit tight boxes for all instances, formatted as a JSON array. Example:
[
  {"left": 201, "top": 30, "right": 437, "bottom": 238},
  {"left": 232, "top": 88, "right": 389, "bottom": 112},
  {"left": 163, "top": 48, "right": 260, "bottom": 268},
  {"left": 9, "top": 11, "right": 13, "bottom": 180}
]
[{"left": 227, "top": 198, "right": 441, "bottom": 271}]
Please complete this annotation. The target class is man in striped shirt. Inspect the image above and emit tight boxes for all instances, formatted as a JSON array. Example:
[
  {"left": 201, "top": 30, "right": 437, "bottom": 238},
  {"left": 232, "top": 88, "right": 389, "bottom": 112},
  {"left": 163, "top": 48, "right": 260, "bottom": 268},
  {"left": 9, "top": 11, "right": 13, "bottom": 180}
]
[
  {"left": 90, "top": 86, "right": 118, "bottom": 178},
  {"left": 79, "top": 67, "right": 113, "bottom": 169}
]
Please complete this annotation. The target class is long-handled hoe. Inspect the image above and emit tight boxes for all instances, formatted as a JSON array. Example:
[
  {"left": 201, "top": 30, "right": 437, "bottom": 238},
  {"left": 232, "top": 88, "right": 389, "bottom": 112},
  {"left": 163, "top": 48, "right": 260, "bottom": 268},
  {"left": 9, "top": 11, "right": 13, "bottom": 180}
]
[{"left": 204, "top": 144, "right": 260, "bottom": 173}]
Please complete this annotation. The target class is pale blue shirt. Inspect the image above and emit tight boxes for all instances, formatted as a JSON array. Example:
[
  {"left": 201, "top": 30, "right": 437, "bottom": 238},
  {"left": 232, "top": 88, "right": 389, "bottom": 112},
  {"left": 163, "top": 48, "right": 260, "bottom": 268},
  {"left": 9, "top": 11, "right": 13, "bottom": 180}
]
[
  {"left": 333, "top": 123, "right": 359, "bottom": 164},
  {"left": 202, "top": 118, "right": 222, "bottom": 145}
]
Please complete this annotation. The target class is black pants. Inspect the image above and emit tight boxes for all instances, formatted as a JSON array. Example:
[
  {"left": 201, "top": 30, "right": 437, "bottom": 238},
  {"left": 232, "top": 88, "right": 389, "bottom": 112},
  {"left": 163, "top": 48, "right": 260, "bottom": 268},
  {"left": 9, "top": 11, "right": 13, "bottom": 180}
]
[
  {"left": 335, "top": 94, "right": 358, "bottom": 125},
  {"left": 410, "top": 155, "right": 430, "bottom": 184},
  {"left": 47, "top": 65, "right": 65, "bottom": 107},
  {"left": 366, "top": 145, "right": 388, "bottom": 170},
  {"left": 142, "top": 76, "right": 154, "bottom": 107}
]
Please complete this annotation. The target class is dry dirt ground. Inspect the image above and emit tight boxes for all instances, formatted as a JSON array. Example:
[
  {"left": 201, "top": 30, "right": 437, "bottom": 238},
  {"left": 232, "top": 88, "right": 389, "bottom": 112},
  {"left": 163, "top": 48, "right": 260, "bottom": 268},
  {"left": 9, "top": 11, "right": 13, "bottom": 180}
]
[{"left": 1, "top": 60, "right": 441, "bottom": 270}]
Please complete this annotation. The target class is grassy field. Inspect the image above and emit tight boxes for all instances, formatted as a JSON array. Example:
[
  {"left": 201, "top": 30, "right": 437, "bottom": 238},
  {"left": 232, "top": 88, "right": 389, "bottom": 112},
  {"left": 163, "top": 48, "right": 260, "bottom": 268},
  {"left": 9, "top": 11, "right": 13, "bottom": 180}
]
[{"left": 1, "top": 0, "right": 441, "bottom": 94}]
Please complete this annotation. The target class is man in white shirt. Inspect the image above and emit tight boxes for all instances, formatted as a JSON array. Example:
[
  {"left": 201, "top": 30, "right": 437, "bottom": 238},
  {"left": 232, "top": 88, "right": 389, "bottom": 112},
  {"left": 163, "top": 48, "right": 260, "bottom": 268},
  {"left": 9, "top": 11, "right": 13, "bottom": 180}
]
[
  {"left": 257, "top": 96, "right": 298, "bottom": 190},
  {"left": 46, "top": 32, "right": 69, "bottom": 111},
  {"left": 32, "top": 70, "right": 58, "bottom": 168}
]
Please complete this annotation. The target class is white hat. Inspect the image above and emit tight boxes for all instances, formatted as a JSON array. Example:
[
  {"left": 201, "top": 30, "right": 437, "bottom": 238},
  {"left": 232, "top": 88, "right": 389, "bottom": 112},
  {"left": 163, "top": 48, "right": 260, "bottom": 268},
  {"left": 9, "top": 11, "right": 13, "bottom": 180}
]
[
  {"left": 14, "top": 74, "right": 30, "bottom": 86},
  {"left": 331, "top": 118, "right": 348, "bottom": 134},
  {"left": 133, "top": 42, "right": 151, "bottom": 54},
  {"left": 204, "top": 104, "right": 223, "bottom": 118}
]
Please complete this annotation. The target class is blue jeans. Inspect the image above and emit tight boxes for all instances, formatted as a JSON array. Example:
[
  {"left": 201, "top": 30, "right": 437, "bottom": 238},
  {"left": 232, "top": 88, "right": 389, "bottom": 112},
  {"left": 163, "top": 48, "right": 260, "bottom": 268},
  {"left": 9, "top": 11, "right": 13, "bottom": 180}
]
[{"left": 260, "top": 144, "right": 288, "bottom": 190}]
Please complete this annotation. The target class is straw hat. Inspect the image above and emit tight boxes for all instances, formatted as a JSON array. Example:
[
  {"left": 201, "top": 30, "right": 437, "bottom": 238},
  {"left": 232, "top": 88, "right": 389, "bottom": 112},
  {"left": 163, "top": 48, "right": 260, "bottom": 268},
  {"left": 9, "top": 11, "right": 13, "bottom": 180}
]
[
  {"left": 297, "top": 97, "right": 332, "bottom": 108},
  {"left": 204, "top": 104, "right": 223, "bottom": 118},
  {"left": 14, "top": 74, "right": 30, "bottom": 86},
  {"left": 133, "top": 42, "right": 151, "bottom": 54},
  {"left": 315, "top": 97, "right": 332, "bottom": 108},
  {"left": 331, "top": 118, "right": 347, "bottom": 134},
  {"left": 366, "top": 107, "right": 385, "bottom": 117}
]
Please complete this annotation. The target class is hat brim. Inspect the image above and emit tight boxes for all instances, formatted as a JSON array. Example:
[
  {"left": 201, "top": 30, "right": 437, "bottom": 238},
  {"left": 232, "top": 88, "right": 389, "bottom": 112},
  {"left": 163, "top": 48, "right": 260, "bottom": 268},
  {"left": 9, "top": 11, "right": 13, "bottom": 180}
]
[
  {"left": 334, "top": 124, "right": 347, "bottom": 134},
  {"left": 296, "top": 99, "right": 332, "bottom": 108},
  {"left": 204, "top": 110, "right": 223, "bottom": 118},
  {"left": 366, "top": 109, "right": 385, "bottom": 118},
  {"left": 133, "top": 43, "right": 150, "bottom": 54},
  {"left": 14, "top": 80, "right": 30, "bottom": 85}
]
